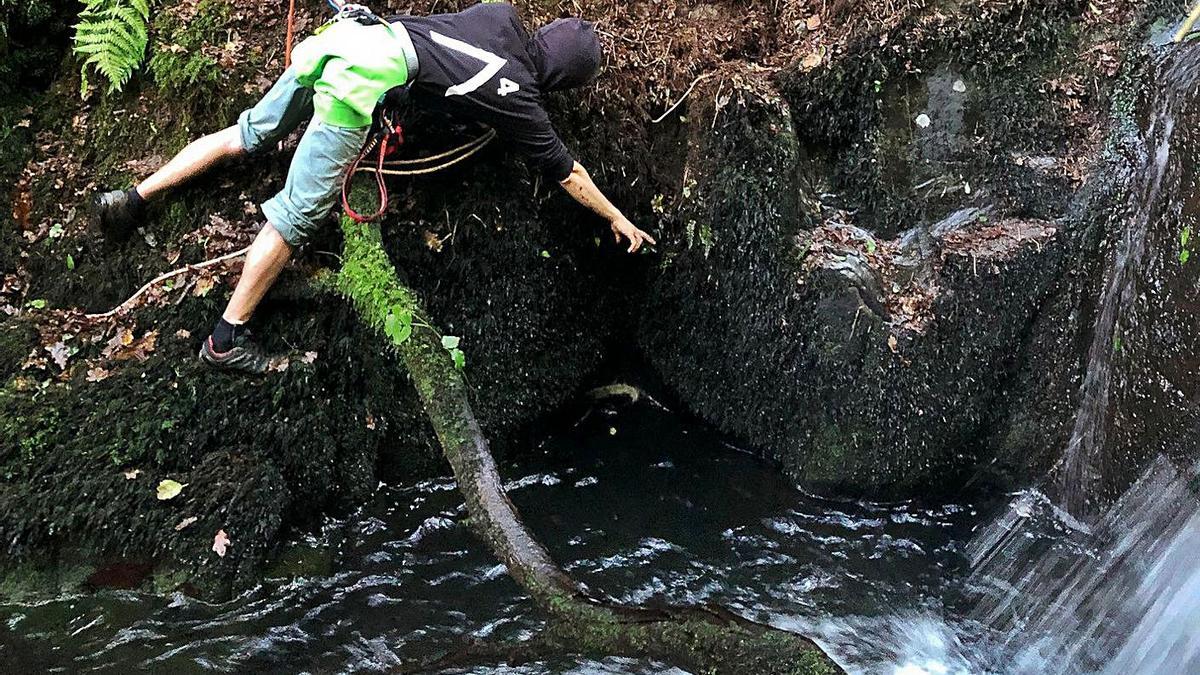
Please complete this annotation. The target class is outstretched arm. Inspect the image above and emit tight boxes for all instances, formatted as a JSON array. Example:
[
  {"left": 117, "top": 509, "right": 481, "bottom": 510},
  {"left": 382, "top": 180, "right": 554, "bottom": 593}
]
[{"left": 559, "top": 162, "right": 656, "bottom": 253}]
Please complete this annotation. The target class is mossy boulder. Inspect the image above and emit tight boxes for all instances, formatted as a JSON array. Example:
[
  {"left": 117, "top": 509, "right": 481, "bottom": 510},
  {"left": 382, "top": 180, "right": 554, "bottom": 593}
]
[{"left": 639, "top": 1, "right": 1177, "bottom": 498}]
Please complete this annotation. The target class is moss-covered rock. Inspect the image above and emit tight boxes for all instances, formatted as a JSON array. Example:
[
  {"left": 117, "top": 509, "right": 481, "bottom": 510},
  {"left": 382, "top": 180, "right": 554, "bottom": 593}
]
[{"left": 639, "top": 1, "right": 1175, "bottom": 498}]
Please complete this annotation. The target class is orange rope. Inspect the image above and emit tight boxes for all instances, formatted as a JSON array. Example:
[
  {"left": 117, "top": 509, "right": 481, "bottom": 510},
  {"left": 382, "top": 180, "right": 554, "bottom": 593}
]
[{"left": 284, "top": 0, "right": 297, "bottom": 67}]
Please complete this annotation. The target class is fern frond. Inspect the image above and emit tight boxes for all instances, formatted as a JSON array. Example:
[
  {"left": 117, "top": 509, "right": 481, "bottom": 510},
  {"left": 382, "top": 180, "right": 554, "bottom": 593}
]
[
  {"left": 72, "top": 0, "right": 150, "bottom": 95},
  {"left": 127, "top": 0, "right": 149, "bottom": 20}
]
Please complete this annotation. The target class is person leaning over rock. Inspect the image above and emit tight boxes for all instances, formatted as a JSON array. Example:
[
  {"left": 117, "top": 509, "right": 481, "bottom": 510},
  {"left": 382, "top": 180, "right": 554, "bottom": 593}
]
[{"left": 92, "top": 1, "right": 655, "bottom": 376}]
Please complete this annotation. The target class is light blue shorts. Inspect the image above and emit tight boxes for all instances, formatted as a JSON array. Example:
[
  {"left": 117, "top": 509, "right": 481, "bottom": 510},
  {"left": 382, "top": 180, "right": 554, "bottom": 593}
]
[{"left": 238, "top": 68, "right": 369, "bottom": 247}]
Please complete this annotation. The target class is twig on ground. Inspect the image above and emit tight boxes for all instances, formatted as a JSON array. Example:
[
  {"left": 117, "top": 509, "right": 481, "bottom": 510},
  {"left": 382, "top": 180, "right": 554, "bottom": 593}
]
[
  {"left": 86, "top": 246, "right": 250, "bottom": 320},
  {"left": 651, "top": 73, "right": 714, "bottom": 124}
]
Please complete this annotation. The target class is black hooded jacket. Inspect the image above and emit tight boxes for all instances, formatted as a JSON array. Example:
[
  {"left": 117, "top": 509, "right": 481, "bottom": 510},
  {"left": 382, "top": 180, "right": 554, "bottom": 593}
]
[{"left": 392, "top": 3, "right": 592, "bottom": 182}]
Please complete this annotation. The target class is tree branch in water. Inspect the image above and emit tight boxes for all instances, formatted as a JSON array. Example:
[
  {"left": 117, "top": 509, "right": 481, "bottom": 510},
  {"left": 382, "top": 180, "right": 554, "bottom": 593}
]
[{"left": 329, "top": 212, "right": 842, "bottom": 675}]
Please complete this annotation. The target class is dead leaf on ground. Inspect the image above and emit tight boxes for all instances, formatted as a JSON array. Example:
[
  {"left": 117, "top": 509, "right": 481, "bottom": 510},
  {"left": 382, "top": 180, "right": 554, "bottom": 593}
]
[
  {"left": 46, "top": 341, "right": 69, "bottom": 369},
  {"left": 806, "top": 15, "right": 822, "bottom": 30},
  {"left": 888, "top": 335, "right": 899, "bottom": 353},
  {"left": 422, "top": 230, "right": 444, "bottom": 252},
  {"left": 175, "top": 329, "right": 192, "bottom": 340},
  {"left": 300, "top": 351, "right": 318, "bottom": 365},
  {"left": 104, "top": 330, "right": 158, "bottom": 362},
  {"left": 193, "top": 275, "right": 215, "bottom": 297},
  {"left": 175, "top": 516, "right": 199, "bottom": 531},
  {"left": 102, "top": 328, "right": 134, "bottom": 357},
  {"left": 87, "top": 366, "right": 111, "bottom": 382},
  {"left": 213, "top": 529, "right": 231, "bottom": 557},
  {"left": 123, "top": 468, "right": 141, "bottom": 480},
  {"left": 11, "top": 178, "right": 32, "bottom": 229},
  {"left": 156, "top": 479, "right": 186, "bottom": 501}
]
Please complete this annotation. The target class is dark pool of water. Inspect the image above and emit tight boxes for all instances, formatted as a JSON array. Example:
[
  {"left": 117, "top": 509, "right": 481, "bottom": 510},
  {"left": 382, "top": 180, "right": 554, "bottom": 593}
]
[{"left": 0, "top": 399, "right": 984, "bottom": 674}]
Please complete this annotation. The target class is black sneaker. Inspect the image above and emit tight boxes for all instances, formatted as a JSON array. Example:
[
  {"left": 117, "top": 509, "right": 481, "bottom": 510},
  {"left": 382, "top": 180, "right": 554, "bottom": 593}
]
[
  {"left": 92, "top": 189, "right": 143, "bottom": 241},
  {"left": 198, "top": 333, "right": 270, "bottom": 375}
]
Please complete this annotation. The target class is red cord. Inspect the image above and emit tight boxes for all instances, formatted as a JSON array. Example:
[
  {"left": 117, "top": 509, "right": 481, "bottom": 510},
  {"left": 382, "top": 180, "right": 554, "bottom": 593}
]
[
  {"left": 342, "top": 126, "right": 402, "bottom": 223},
  {"left": 285, "top": 0, "right": 297, "bottom": 68}
]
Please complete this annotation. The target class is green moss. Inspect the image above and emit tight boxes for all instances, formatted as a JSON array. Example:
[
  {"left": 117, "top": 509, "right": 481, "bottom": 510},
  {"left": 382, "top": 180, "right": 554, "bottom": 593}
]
[
  {"left": 0, "top": 321, "right": 35, "bottom": 381},
  {"left": 800, "top": 420, "right": 859, "bottom": 486},
  {"left": 334, "top": 220, "right": 421, "bottom": 344},
  {"left": 149, "top": 565, "right": 191, "bottom": 594},
  {"left": 148, "top": 0, "right": 229, "bottom": 96},
  {"left": 0, "top": 556, "right": 90, "bottom": 603},
  {"left": 0, "top": 385, "right": 64, "bottom": 479},
  {"left": 18, "top": 409, "right": 59, "bottom": 464}
]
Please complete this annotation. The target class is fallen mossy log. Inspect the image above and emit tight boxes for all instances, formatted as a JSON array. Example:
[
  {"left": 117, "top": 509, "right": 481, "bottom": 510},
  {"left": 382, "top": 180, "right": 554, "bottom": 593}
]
[{"left": 328, "top": 212, "right": 842, "bottom": 674}]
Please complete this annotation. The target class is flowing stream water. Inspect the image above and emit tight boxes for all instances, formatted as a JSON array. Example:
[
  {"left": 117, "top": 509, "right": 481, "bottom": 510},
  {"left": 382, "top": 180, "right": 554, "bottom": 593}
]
[
  {"left": 0, "top": 400, "right": 988, "bottom": 674},
  {"left": 3, "top": 398, "right": 1197, "bottom": 674}
]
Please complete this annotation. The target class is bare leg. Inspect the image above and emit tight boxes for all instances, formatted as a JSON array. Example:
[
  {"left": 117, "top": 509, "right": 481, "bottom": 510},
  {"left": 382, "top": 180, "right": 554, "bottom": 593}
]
[
  {"left": 137, "top": 125, "right": 245, "bottom": 200},
  {"left": 222, "top": 223, "right": 293, "bottom": 324}
]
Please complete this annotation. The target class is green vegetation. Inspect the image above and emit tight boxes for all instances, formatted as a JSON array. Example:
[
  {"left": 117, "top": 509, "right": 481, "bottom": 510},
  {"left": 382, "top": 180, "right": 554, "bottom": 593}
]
[
  {"left": 148, "top": 0, "right": 226, "bottom": 94},
  {"left": 72, "top": 0, "right": 150, "bottom": 94},
  {"left": 73, "top": 0, "right": 151, "bottom": 94},
  {"left": 0, "top": 386, "right": 64, "bottom": 479},
  {"left": 332, "top": 214, "right": 465, "bottom": 370}
]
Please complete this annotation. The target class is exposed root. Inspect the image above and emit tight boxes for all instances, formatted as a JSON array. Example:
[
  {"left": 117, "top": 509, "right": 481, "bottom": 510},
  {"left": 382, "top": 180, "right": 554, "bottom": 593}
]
[
  {"left": 651, "top": 73, "right": 714, "bottom": 123},
  {"left": 331, "top": 207, "right": 842, "bottom": 675}
]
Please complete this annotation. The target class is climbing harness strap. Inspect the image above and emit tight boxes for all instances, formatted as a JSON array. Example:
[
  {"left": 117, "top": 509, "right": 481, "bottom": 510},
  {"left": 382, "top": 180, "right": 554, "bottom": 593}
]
[
  {"left": 293, "top": 0, "right": 496, "bottom": 223},
  {"left": 341, "top": 105, "right": 406, "bottom": 223}
]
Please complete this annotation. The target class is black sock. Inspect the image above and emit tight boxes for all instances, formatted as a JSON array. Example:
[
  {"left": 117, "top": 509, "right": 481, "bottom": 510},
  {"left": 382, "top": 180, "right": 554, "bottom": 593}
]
[
  {"left": 211, "top": 317, "right": 246, "bottom": 353},
  {"left": 126, "top": 187, "right": 146, "bottom": 212}
]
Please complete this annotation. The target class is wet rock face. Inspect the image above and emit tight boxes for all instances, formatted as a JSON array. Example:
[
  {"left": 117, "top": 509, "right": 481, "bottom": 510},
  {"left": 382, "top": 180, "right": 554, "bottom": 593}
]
[
  {"left": 640, "top": 2, "right": 1144, "bottom": 498},
  {"left": 641, "top": 83, "right": 1069, "bottom": 497},
  {"left": 0, "top": 0, "right": 1188, "bottom": 593},
  {"left": 1069, "top": 46, "right": 1200, "bottom": 505}
]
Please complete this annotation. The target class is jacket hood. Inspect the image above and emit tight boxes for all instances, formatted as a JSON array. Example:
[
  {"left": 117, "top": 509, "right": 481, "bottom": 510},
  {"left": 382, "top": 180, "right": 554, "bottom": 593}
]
[{"left": 530, "top": 18, "right": 602, "bottom": 92}]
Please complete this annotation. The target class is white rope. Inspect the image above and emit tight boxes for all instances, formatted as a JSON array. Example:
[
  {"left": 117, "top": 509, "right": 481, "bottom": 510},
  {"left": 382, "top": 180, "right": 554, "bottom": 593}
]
[
  {"left": 358, "top": 133, "right": 495, "bottom": 176},
  {"left": 380, "top": 130, "right": 496, "bottom": 167}
]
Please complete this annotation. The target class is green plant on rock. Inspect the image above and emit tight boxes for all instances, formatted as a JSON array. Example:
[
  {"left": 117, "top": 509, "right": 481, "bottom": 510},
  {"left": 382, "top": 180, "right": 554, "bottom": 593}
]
[
  {"left": 73, "top": 0, "right": 150, "bottom": 95},
  {"left": 331, "top": 217, "right": 466, "bottom": 370}
]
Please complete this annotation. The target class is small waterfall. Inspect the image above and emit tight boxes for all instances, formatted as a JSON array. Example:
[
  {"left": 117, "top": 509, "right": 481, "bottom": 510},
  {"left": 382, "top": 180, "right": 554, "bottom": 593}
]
[
  {"left": 1057, "top": 46, "right": 1200, "bottom": 515},
  {"left": 961, "top": 457, "right": 1200, "bottom": 674},
  {"left": 910, "top": 45, "right": 1200, "bottom": 675}
]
